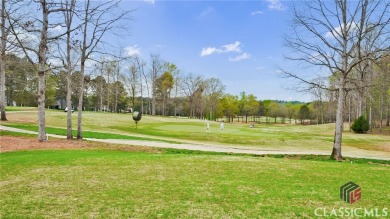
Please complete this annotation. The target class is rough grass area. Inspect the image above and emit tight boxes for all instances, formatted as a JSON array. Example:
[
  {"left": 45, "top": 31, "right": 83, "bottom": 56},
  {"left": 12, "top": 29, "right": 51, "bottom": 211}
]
[{"left": 0, "top": 149, "right": 389, "bottom": 218}]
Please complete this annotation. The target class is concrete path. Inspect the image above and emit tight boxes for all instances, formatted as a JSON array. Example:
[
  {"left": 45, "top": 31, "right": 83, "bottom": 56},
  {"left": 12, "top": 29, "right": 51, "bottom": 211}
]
[{"left": 1, "top": 125, "right": 389, "bottom": 160}]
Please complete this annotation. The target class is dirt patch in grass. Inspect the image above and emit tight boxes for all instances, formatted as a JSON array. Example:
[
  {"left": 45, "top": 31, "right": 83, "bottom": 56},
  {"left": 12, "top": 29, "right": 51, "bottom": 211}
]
[{"left": 0, "top": 136, "right": 160, "bottom": 153}]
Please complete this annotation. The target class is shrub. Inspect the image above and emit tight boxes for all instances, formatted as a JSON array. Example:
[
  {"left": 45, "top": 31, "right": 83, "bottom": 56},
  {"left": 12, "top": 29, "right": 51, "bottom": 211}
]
[{"left": 351, "top": 116, "right": 369, "bottom": 133}]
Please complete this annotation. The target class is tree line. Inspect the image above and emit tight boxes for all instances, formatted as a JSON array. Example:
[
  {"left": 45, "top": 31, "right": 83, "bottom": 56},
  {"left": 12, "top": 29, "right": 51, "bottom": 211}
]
[{"left": 4, "top": 51, "right": 389, "bottom": 129}]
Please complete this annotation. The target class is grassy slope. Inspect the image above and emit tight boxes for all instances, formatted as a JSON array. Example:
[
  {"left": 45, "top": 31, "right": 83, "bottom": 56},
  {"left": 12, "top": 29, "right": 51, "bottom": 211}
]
[
  {"left": 3, "top": 109, "right": 390, "bottom": 152},
  {"left": 0, "top": 150, "right": 389, "bottom": 218}
]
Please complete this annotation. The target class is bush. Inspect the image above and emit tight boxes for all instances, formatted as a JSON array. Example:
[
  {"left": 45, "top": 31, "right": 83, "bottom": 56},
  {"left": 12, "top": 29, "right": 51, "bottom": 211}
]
[{"left": 351, "top": 116, "right": 369, "bottom": 133}]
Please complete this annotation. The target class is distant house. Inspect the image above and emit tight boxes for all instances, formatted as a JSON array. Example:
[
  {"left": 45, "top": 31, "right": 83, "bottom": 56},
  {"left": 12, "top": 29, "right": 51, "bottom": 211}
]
[{"left": 50, "top": 99, "right": 71, "bottom": 109}]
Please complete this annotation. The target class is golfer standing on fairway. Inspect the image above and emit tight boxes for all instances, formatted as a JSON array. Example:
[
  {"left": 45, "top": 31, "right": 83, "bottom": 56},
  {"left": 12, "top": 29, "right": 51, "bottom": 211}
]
[
  {"left": 220, "top": 121, "right": 224, "bottom": 132},
  {"left": 206, "top": 119, "right": 210, "bottom": 132}
]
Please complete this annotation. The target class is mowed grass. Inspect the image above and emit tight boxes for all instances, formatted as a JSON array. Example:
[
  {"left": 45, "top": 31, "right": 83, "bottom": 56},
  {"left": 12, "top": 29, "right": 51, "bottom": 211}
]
[
  {"left": 0, "top": 149, "right": 389, "bottom": 218},
  {"left": 3, "top": 108, "right": 390, "bottom": 153},
  {"left": 2, "top": 123, "right": 179, "bottom": 144}
]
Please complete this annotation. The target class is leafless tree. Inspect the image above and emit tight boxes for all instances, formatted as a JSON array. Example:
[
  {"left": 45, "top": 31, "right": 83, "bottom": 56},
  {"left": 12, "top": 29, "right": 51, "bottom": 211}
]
[
  {"left": 75, "top": 0, "right": 132, "bottom": 138},
  {"left": 1, "top": 0, "right": 30, "bottom": 121},
  {"left": 0, "top": 0, "right": 9, "bottom": 121},
  {"left": 149, "top": 53, "right": 163, "bottom": 116},
  {"left": 181, "top": 73, "right": 204, "bottom": 118},
  {"left": 172, "top": 66, "right": 181, "bottom": 117},
  {"left": 9, "top": 0, "right": 71, "bottom": 141},
  {"left": 283, "top": 0, "right": 390, "bottom": 160},
  {"left": 204, "top": 77, "right": 225, "bottom": 120},
  {"left": 125, "top": 62, "right": 138, "bottom": 110},
  {"left": 134, "top": 56, "right": 146, "bottom": 114},
  {"left": 61, "top": 0, "right": 76, "bottom": 139},
  {"left": 310, "top": 77, "right": 327, "bottom": 124}
]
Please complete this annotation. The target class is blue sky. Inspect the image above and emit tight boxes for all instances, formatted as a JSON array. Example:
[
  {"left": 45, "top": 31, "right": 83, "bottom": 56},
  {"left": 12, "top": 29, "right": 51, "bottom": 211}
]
[{"left": 117, "top": 0, "right": 310, "bottom": 102}]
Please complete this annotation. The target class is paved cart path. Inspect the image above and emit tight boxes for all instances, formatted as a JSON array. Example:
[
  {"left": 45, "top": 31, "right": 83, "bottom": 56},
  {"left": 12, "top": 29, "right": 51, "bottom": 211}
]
[{"left": 1, "top": 125, "right": 389, "bottom": 160}]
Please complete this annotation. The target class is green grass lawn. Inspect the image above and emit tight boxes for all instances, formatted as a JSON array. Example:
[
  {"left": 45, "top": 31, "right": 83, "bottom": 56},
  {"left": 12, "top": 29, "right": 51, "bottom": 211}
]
[
  {"left": 1, "top": 109, "right": 389, "bottom": 217},
  {"left": 0, "top": 149, "right": 389, "bottom": 218},
  {"left": 4, "top": 106, "right": 37, "bottom": 111},
  {"left": 2, "top": 109, "right": 390, "bottom": 153},
  {"left": 2, "top": 123, "right": 180, "bottom": 144}
]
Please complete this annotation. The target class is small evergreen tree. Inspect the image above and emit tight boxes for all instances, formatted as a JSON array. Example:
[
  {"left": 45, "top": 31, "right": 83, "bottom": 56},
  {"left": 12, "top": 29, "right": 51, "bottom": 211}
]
[{"left": 351, "top": 116, "right": 369, "bottom": 133}]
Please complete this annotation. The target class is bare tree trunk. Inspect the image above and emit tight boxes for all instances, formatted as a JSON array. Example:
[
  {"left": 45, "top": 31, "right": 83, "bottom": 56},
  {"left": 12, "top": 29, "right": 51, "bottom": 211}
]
[
  {"left": 369, "top": 103, "right": 372, "bottom": 132},
  {"left": 0, "top": 0, "right": 7, "bottom": 121},
  {"left": 348, "top": 95, "right": 351, "bottom": 131},
  {"left": 152, "top": 83, "right": 156, "bottom": 116},
  {"left": 100, "top": 62, "right": 103, "bottom": 111},
  {"left": 331, "top": 78, "right": 345, "bottom": 161},
  {"left": 115, "top": 62, "right": 119, "bottom": 113},
  {"left": 77, "top": 60, "right": 85, "bottom": 139},
  {"left": 107, "top": 66, "right": 110, "bottom": 112},
  {"left": 174, "top": 78, "right": 178, "bottom": 117},
  {"left": 66, "top": 65, "right": 72, "bottom": 139},
  {"left": 77, "top": 0, "right": 89, "bottom": 140},
  {"left": 142, "top": 70, "right": 150, "bottom": 115},
  {"left": 65, "top": 0, "right": 75, "bottom": 140},
  {"left": 379, "top": 89, "right": 383, "bottom": 132},
  {"left": 139, "top": 68, "right": 143, "bottom": 114},
  {"left": 386, "top": 101, "right": 389, "bottom": 127},
  {"left": 37, "top": 0, "right": 49, "bottom": 141}
]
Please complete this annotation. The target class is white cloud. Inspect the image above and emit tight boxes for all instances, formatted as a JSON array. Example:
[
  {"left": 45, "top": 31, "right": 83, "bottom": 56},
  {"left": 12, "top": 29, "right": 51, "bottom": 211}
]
[
  {"left": 251, "top": 11, "right": 264, "bottom": 16},
  {"left": 266, "top": 0, "right": 285, "bottom": 11},
  {"left": 124, "top": 45, "right": 141, "bottom": 57},
  {"left": 201, "top": 47, "right": 221, "bottom": 57},
  {"left": 256, "top": 66, "right": 265, "bottom": 70},
  {"left": 201, "top": 41, "right": 242, "bottom": 57},
  {"left": 8, "top": 29, "right": 39, "bottom": 58},
  {"left": 229, "top": 52, "right": 251, "bottom": 62},
  {"left": 325, "top": 22, "right": 358, "bottom": 39},
  {"left": 50, "top": 25, "right": 63, "bottom": 32},
  {"left": 222, "top": 41, "right": 241, "bottom": 53}
]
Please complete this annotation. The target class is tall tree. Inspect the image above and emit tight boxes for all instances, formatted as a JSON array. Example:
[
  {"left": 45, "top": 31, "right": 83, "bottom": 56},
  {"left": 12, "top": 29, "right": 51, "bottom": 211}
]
[
  {"left": 5, "top": 55, "right": 34, "bottom": 106},
  {"left": 204, "top": 77, "right": 224, "bottom": 120},
  {"left": 284, "top": 0, "right": 390, "bottom": 160},
  {"left": 181, "top": 73, "right": 204, "bottom": 118},
  {"left": 61, "top": 0, "right": 76, "bottom": 139},
  {"left": 0, "top": 0, "right": 7, "bottom": 120},
  {"left": 10, "top": 1, "right": 70, "bottom": 141},
  {"left": 299, "top": 105, "right": 311, "bottom": 124},
  {"left": 126, "top": 63, "right": 138, "bottom": 110},
  {"left": 161, "top": 62, "right": 177, "bottom": 116},
  {"left": 0, "top": 0, "right": 19, "bottom": 120},
  {"left": 247, "top": 94, "right": 259, "bottom": 122},
  {"left": 149, "top": 54, "right": 163, "bottom": 116},
  {"left": 221, "top": 94, "right": 238, "bottom": 122},
  {"left": 158, "top": 71, "right": 173, "bottom": 116},
  {"left": 76, "top": 0, "right": 131, "bottom": 139},
  {"left": 11, "top": 0, "right": 65, "bottom": 141}
]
